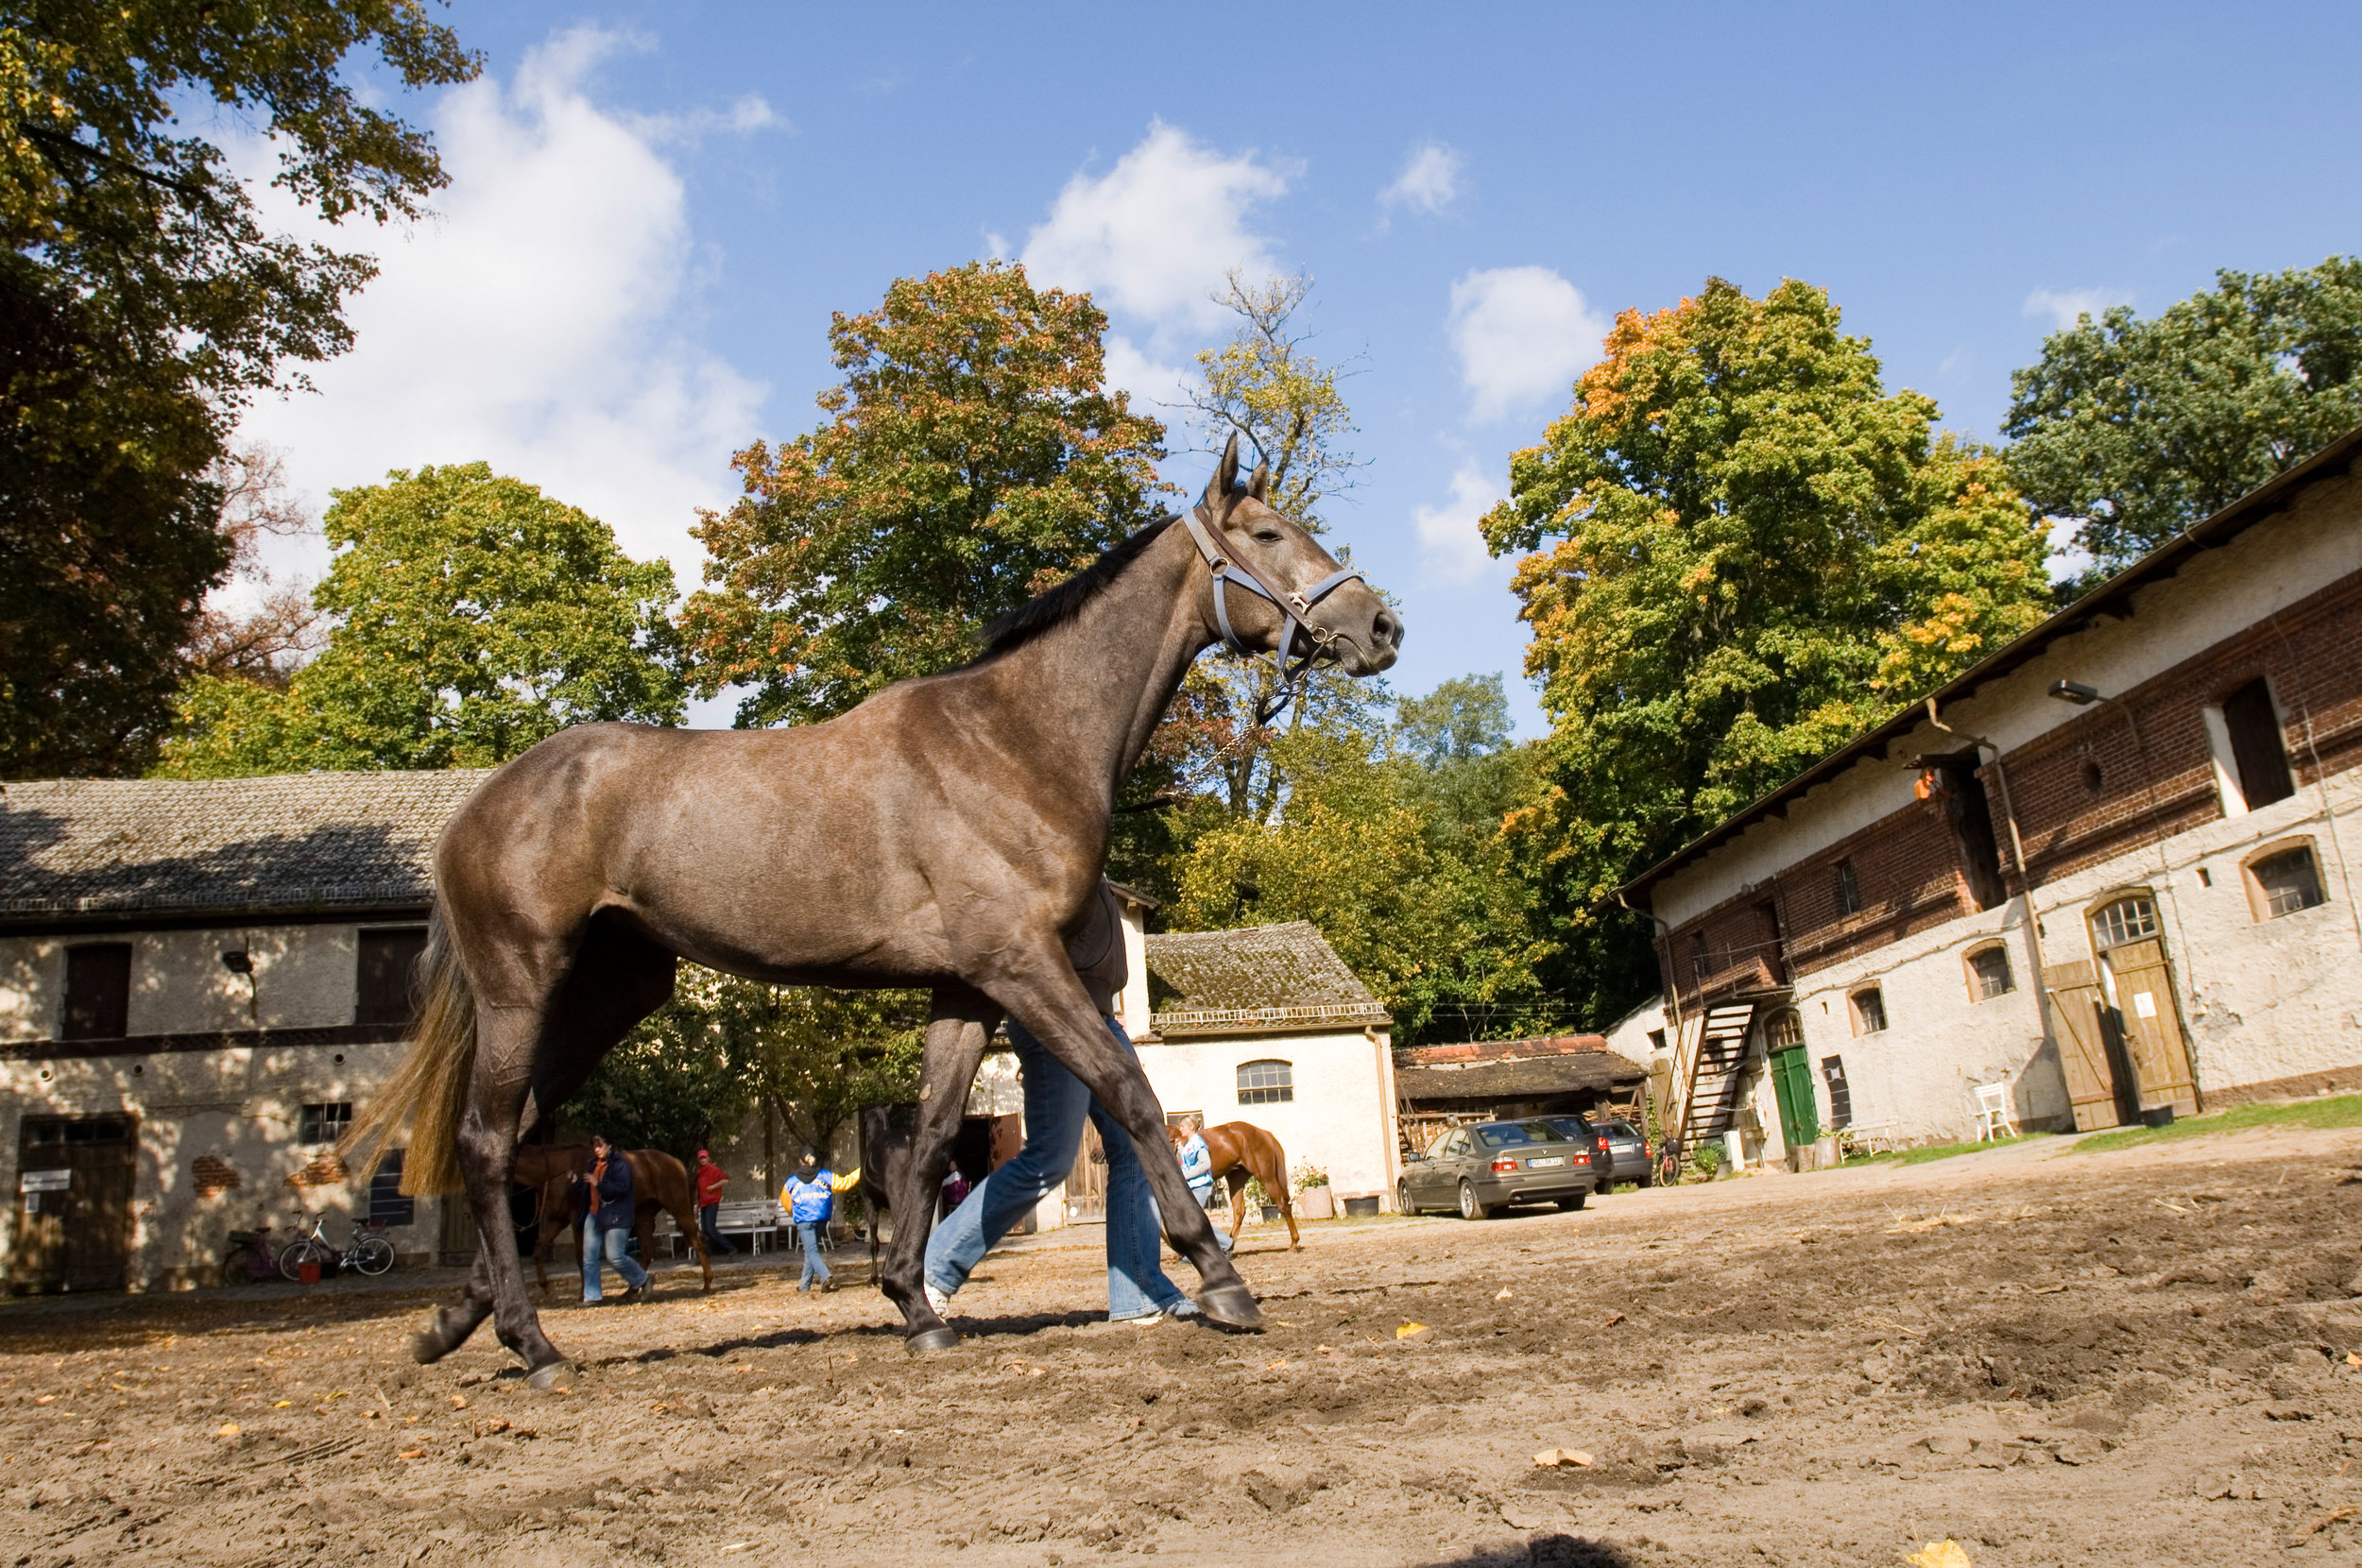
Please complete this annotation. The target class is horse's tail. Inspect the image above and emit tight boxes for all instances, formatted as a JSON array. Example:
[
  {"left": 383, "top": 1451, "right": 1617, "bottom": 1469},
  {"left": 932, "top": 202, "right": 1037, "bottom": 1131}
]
[{"left": 343, "top": 908, "right": 478, "bottom": 1197}]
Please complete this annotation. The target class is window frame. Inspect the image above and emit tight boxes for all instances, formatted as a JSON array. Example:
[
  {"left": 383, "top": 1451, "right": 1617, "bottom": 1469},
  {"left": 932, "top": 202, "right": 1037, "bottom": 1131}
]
[
  {"left": 1835, "top": 859, "right": 1863, "bottom": 917},
  {"left": 1963, "top": 941, "right": 2015, "bottom": 1003},
  {"left": 1236, "top": 1058, "right": 1294, "bottom": 1105},
  {"left": 2089, "top": 891, "right": 2162, "bottom": 952},
  {"left": 1849, "top": 986, "right": 1888, "bottom": 1037},
  {"left": 297, "top": 1101, "right": 352, "bottom": 1148},
  {"left": 2242, "top": 838, "right": 2330, "bottom": 923}
]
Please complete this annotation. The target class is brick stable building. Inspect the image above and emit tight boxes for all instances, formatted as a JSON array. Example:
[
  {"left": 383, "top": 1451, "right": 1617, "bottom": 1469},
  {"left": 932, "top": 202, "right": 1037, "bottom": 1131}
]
[{"left": 1622, "top": 426, "right": 2362, "bottom": 1165}]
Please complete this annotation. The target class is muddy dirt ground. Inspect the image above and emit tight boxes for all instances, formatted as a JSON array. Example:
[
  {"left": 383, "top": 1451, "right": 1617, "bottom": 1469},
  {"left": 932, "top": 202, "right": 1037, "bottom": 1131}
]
[{"left": 4, "top": 1126, "right": 2361, "bottom": 1568}]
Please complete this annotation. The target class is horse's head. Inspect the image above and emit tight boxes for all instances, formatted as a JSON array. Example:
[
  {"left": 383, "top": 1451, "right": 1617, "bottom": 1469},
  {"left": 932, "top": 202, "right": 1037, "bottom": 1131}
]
[{"left": 1189, "top": 434, "right": 1402, "bottom": 677}]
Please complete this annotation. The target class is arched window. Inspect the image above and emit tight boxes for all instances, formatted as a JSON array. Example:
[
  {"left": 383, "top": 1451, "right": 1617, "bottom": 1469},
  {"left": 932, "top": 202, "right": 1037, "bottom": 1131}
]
[
  {"left": 1237, "top": 1059, "right": 1293, "bottom": 1105},
  {"left": 1964, "top": 942, "right": 2013, "bottom": 1002},
  {"left": 1762, "top": 1009, "right": 1803, "bottom": 1051},
  {"left": 2245, "top": 840, "right": 2328, "bottom": 921},
  {"left": 2091, "top": 894, "right": 2160, "bottom": 950}
]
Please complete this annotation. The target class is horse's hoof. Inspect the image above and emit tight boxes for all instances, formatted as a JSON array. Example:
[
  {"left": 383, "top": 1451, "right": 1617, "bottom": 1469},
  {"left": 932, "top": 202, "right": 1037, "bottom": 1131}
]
[
  {"left": 1198, "top": 1283, "right": 1263, "bottom": 1330},
  {"left": 526, "top": 1360, "right": 576, "bottom": 1392},
  {"left": 411, "top": 1330, "right": 449, "bottom": 1365},
  {"left": 905, "top": 1326, "right": 962, "bottom": 1355}
]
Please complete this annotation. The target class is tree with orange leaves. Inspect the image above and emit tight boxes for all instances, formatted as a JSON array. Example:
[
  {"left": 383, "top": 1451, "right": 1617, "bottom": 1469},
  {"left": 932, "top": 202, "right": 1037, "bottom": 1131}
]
[
  {"left": 1483, "top": 277, "right": 2049, "bottom": 1021},
  {"left": 679, "top": 261, "right": 1170, "bottom": 728}
]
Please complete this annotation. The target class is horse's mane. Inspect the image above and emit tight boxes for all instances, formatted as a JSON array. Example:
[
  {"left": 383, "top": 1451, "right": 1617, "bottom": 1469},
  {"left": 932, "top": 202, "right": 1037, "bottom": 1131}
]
[{"left": 975, "top": 512, "right": 1181, "bottom": 656}]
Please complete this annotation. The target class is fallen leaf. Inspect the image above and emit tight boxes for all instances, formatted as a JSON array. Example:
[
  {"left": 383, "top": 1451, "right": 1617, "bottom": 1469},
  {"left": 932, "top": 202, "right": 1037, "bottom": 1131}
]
[
  {"left": 33, "top": 1396, "right": 54, "bottom": 1406},
  {"left": 1532, "top": 1448, "right": 1593, "bottom": 1468},
  {"left": 1496, "top": 1287, "right": 1514, "bottom": 1301},
  {"left": 215, "top": 1423, "right": 239, "bottom": 1439},
  {"left": 272, "top": 1400, "right": 292, "bottom": 1408},
  {"left": 1601, "top": 1312, "right": 1626, "bottom": 1327},
  {"left": 2347, "top": 1352, "right": 2362, "bottom": 1369},
  {"left": 1264, "top": 1358, "right": 1290, "bottom": 1371},
  {"left": 398, "top": 1448, "right": 424, "bottom": 1460},
  {"left": 1395, "top": 1322, "right": 1431, "bottom": 1341},
  {"left": 450, "top": 1394, "right": 468, "bottom": 1409},
  {"left": 1907, "top": 1542, "right": 1971, "bottom": 1568}
]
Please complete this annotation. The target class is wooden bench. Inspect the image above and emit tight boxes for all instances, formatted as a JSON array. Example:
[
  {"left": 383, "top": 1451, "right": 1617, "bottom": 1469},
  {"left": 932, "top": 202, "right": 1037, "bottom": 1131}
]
[{"left": 654, "top": 1199, "right": 787, "bottom": 1255}]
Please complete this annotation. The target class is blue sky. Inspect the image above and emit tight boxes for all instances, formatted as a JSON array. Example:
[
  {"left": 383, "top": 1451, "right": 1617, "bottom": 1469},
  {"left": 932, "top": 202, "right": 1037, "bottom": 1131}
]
[{"left": 236, "top": 2, "right": 2362, "bottom": 733}]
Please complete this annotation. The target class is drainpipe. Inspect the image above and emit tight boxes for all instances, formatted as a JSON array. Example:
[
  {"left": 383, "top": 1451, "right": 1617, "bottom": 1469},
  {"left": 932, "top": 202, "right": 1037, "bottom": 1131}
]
[{"left": 1924, "top": 699, "right": 2058, "bottom": 1055}]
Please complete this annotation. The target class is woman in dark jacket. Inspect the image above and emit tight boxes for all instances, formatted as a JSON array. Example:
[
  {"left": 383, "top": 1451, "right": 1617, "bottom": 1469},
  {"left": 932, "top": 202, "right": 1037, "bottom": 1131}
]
[{"left": 574, "top": 1133, "right": 649, "bottom": 1304}]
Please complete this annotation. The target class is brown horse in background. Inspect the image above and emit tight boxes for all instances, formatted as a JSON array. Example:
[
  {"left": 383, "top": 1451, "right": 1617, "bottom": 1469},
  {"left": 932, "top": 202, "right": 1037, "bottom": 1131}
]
[
  {"left": 1169, "top": 1121, "right": 1301, "bottom": 1252},
  {"left": 510, "top": 1145, "right": 712, "bottom": 1296}
]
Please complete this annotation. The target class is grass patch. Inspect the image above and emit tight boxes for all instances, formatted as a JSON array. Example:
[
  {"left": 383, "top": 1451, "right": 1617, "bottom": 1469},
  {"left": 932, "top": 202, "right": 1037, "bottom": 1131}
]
[
  {"left": 1843, "top": 1133, "right": 2052, "bottom": 1167},
  {"left": 2073, "top": 1093, "right": 2362, "bottom": 1155}
]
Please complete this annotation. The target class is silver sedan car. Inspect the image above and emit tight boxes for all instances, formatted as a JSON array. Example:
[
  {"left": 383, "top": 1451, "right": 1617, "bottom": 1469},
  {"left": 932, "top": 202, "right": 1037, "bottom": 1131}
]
[{"left": 1397, "top": 1120, "right": 1594, "bottom": 1219}]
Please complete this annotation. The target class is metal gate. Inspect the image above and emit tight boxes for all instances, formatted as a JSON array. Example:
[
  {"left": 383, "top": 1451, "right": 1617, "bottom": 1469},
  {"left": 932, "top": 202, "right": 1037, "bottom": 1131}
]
[{"left": 14, "top": 1115, "right": 138, "bottom": 1292}]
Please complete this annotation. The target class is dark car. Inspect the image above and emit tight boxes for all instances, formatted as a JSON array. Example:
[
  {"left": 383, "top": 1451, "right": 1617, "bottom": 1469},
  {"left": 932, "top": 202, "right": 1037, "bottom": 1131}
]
[
  {"left": 1532, "top": 1115, "right": 1613, "bottom": 1185},
  {"left": 1397, "top": 1120, "right": 1593, "bottom": 1220},
  {"left": 1591, "top": 1117, "right": 1654, "bottom": 1188}
]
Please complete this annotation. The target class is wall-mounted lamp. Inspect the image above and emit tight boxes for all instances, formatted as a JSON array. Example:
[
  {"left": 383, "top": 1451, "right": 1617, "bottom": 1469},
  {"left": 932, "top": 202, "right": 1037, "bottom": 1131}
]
[
  {"left": 220, "top": 950, "right": 253, "bottom": 975},
  {"left": 2048, "top": 679, "right": 2101, "bottom": 706}
]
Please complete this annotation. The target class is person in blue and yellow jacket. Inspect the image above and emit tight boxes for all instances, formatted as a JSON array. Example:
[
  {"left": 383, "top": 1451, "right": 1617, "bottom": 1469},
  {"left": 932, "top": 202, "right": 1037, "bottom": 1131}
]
[{"left": 780, "top": 1150, "right": 860, "bottom": 1293}]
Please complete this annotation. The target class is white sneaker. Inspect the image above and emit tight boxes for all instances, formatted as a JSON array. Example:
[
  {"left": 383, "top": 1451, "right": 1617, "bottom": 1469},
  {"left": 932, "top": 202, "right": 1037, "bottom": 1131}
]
[
  {"left": 924, "top": 1283, "right": 951, "bottom": 1317},
  {"left": 1121, "top": 1299, "right": 1201, "bottom": 1325}
]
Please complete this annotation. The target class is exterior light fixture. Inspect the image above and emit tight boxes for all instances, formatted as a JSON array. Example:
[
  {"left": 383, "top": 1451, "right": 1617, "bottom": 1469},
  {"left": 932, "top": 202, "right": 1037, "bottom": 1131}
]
[
  {"left": 220, "top": 949, "right": 253, "bottom": 974},
  {"left": 2048, "top": 679, "right": 2100, "bottom": 706}
]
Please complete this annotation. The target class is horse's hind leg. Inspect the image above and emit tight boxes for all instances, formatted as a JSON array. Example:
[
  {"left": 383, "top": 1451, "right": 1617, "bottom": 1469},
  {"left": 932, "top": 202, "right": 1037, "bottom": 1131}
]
[
  {"left": 881, "top": 985, "right": 997, "bottom": 1353},
  {"left": 1225, "top": 1169, "right": 1250, "bottom": 1251}
]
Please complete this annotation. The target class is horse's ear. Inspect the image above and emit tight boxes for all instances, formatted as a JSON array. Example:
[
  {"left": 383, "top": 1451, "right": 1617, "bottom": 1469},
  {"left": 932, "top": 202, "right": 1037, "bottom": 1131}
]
[
  {"left": 1200, "top": 431, "right": 1241, "bottom": 519},
  {"left": 1245, "top": 457, "right": 1272, "bottom": 503}
]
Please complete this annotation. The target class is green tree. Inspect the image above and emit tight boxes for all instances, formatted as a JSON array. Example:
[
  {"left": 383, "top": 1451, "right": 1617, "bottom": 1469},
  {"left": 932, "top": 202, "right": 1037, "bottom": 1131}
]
[
  {"left": 0, "top": 3, "right": 477, "bottom": 775},
  {"left": 681, "top": 261, "right": 1169, "bottom": 728},
  {"left": 156, "top": 463, "right": 684, "bottom": 775},
  {"left": 1483, "top": 277, "right": 2051, "bottom": 1023},
  {"left": 2005, "top": 257, "right": 2362, "bottom": 586}
]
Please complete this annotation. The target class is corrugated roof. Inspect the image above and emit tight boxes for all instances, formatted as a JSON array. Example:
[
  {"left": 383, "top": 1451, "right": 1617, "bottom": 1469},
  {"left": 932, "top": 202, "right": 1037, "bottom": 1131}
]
[
  {"left": 0, "top": 771, "right": 488, "bottom": 919},
  {"left": 1143, "top": 921, "right": 1390, "bottom": 1035},
  {"left": 1618, "top": 420, "right": 2362, "bottom": 904},
  {"left": 1394, "top": 1053, "right": 1644, "bottom": 1102}
]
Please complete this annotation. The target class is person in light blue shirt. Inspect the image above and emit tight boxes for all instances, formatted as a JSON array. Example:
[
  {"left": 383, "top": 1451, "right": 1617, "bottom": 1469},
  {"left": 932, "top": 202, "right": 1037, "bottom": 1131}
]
[{"left": 1173, "top": 1119, "right": 1233, "bottom": 1253}]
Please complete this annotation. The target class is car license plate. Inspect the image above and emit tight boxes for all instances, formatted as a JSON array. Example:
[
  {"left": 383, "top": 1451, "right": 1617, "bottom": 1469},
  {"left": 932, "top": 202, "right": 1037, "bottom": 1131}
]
[{"left": 1528, "top": 1156, "right": 1565, "bottom": 1168}]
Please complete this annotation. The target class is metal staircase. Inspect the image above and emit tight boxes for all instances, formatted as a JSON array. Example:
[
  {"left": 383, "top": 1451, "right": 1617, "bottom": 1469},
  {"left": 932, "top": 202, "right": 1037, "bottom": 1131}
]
[{"left": 1674, "top": 1000, "right": 1757, "bottom": 1146}]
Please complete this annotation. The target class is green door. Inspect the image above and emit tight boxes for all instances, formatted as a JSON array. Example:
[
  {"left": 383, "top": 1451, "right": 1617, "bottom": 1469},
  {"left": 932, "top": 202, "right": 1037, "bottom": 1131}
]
[{"left": 1770, "top": 1047, "right": 1820, "bottom": 1153}]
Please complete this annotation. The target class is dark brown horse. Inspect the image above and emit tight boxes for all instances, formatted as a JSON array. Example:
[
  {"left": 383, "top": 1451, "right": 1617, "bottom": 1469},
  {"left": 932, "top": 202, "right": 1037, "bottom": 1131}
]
[
  {"left": 1169, "top": 1121, "right": 1302, "bottom": 1251},
  {"left": 511, "top": 1145, "right": 713, "bottom": 1297},
  {"left": 350, "top": 436, "right": 1399, "bottom": 1385}
]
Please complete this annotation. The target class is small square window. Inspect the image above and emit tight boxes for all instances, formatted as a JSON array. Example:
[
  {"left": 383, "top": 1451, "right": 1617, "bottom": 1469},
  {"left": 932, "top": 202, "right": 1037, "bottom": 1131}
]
[
  {"left": 1967, "top": 946, "right": 2014, "bottom": 1001},
  {"left": 298, "top": 1102, "right": 351, "bottom": 1147},
  {"left": 1851, "top": 988, "right": 1888, "bottom": 1036},
  {"left": 2251, "top": 846, "right": 2326, "bottom": 919}
]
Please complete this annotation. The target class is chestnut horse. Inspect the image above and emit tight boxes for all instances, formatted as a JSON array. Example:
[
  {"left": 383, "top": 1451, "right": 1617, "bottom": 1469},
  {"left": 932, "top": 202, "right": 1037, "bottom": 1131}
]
[
  {"left": 510, "top": 1144, "right": 712, "bottom": 1296},
  {"left": 1169, "top": 1121, "right": 1302, "bottom": 1251},
  {"left": 350, "top": 436, "right": 1398, "bottom": 1383}
]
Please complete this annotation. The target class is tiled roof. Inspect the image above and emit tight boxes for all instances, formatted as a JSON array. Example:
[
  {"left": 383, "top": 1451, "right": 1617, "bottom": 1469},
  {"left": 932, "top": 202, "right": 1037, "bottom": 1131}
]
[
  {"left": 1142, "top": 921, "right": 1390, "bottom": 1035},
  {"left": 1393, "top": 1053, "right": 1645, "bottom": 1103},
  {"left": 0, "top": 772, "right": 489, "bottom": 919}
]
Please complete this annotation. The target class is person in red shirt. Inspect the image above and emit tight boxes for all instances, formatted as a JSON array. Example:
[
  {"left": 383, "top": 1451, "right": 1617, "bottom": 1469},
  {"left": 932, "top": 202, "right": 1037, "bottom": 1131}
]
[{"left": 693, "top": 1150, "right": 737, "bottom": 1256}]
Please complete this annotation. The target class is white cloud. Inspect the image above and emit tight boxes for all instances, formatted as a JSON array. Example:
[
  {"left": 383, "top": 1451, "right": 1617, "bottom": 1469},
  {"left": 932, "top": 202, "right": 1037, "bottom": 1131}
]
[
  {"left": 231, "top": 26, "right": 769, "bottom": 593},
  {"left": 2024, "top": 285, "right": 2133, "bottom": 331},
  {"left": 1447, "top": 265, "right": 1606, "bottom": 422},
  {"left": 1102, "top": 333, "right": 1197, "bottom": 418},
  {"left": 1412, "top": 461, "right": 1508, "bottom": 585},
  {"left": 1019, "top": 120, "right": 1293, "bottom": 332},
  {"left": 1378, "top": 141, "right": 1463, "bottom": 217}
]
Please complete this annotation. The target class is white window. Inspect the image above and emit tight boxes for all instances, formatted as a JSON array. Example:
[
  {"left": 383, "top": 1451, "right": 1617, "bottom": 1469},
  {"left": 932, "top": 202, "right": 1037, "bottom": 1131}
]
[
  {"left": 2248, "top": 844, "right": 2327, "bottom": 921},
  {"left": 1237, "top": 1060, "right": 1293, "bottom": 1105},
  {"left": 2092, "top": 895, "right": 2159, "bottom": 950},
  {"left": 1850, "top": 988, "right": 1888, "bottom": 1036}
]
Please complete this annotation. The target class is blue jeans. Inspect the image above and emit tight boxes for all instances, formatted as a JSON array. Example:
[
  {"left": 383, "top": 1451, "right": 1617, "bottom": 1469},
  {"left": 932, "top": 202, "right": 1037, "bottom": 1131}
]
[
  {"left": 580, "top": 1212, "right": 647, "bottom": 1301},
  {"left": 698, "top": 1202, "right": 738, "bottom": 1255},
  {"left": 925, "top": 1016, "right": 1188, "bottom": 1321},
  {"left": 796, "top": 1219, "right": 830, "bottom": 1286}
]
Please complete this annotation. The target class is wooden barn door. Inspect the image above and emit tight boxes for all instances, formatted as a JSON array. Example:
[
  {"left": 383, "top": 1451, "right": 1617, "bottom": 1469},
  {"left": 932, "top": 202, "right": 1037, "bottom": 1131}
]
[
  {"left": 15, "top": 1115, "right": 138, "bottom": 1292},
  {"left": 1065, "top": 1120, "right": 1108, "bottom": 1220},
  {"left": 2043, "top": 962, "right": 2131, "bottom": 1131},
  {"left": 2098, "top": 937, "right": 2199, "bottom": 1118}
]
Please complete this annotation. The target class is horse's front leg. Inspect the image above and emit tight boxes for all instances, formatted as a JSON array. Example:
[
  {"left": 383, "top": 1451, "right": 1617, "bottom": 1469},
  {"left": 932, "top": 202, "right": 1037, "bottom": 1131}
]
[
  {"left": 995, "top": 963, "right": 1260, "bottom": 1330},
  {"left": 880, "top": 985, "right": 998, "bottom": 1353}
]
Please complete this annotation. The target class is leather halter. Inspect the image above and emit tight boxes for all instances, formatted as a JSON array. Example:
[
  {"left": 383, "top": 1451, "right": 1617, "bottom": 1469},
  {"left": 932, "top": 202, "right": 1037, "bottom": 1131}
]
[{"left": 1180, "top": 505, "right": 1367, "bottom": 723}]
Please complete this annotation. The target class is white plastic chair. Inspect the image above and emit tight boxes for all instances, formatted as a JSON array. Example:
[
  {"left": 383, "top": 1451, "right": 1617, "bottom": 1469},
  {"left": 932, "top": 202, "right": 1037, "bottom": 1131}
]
[{"left": 1972, "top": 1082, "right": 2018, "bottom": 1142}]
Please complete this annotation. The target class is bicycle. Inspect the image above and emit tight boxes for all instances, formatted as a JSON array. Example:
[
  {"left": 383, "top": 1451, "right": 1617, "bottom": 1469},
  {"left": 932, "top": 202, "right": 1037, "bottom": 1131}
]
[
  {"left": 278, "top": 1213, "right": 397, "bottom": 1281},
  {"left": 221, "top": 1224, "right": 286, "bottom": 1284}
]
